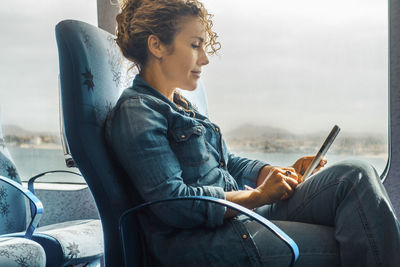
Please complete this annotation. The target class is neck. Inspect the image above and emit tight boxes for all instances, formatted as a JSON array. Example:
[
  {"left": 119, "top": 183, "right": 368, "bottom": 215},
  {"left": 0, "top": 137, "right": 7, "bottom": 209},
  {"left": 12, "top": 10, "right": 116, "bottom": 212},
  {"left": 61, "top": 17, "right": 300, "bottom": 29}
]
[{"left": 140, "top": 62, "right": 175, "bottom": 101}]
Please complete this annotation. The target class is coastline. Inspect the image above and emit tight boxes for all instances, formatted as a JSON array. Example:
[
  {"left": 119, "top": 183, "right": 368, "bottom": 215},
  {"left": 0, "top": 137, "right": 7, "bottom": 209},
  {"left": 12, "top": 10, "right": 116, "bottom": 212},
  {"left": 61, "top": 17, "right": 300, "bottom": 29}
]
[
  {"left": 10, "top": 143, "right": 62, "bottom": 150},
  {"left": 230, "top": 146, "right": 388, "bottom": 159}
]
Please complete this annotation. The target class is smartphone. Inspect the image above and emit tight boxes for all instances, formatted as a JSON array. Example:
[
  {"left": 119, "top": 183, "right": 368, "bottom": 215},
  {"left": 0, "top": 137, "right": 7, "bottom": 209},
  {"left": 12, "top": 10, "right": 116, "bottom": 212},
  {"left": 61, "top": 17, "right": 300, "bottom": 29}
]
[{"left": 302, "top": 125, "right": 341, "bottom": 180}]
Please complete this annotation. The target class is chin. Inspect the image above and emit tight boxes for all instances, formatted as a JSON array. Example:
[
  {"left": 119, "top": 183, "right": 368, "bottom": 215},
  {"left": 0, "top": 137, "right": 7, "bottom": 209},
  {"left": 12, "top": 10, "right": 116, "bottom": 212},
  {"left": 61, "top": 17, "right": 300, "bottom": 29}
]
[{"left": 179, "top": 81, "right": 198, "bottom": 91}]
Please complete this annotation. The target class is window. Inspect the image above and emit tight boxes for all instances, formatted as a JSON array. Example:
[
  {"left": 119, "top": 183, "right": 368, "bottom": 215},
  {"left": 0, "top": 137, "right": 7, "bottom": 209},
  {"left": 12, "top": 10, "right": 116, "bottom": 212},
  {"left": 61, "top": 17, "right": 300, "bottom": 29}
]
[
  {"left": 201, "top": 0, "right": 388, "bottom": 174},
  {"left": 1, "top": 0, "right": 388, "bottom": 183},
  {"left": 0, "top": 0, "right": 97, "bottom": 183}
]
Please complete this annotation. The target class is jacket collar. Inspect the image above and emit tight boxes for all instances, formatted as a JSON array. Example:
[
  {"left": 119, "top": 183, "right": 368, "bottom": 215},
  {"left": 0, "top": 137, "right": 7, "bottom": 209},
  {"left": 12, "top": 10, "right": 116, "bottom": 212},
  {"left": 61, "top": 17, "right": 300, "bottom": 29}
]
[{"left": 131, "top": 74, "right": 195, "bottom": 112}]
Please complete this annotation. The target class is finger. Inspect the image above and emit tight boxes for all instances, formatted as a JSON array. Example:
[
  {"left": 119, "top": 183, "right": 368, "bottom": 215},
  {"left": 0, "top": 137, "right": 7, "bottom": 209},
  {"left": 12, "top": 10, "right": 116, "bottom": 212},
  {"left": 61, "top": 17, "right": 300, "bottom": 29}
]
[
  {"left": 282, "top": 168, "right": 298, "bottom": 179},
  {"left": 280, "top": 192, "right": 289, "bottom": 200},
  {"left": 291, "top": 159, "right": 303, "bottom": 173},
  {"left": 244, "top": 185, "right": 255, "bottom": 191},
  {"left": 277, "top": 168, "right": 300, "bottom": 184},
  {"left": 281, "top": 180, "right": 294, "bottom": 194},
  {"left": 294, "top": 157, "right": 312, "bottom": 175},
  {"left": 283, "top": 175, "right": 298, "bottom": 189},
  {"left": 284, "top": 167, "right": 296, "bottom": 172},
  {"left": 304, "top": 155, "right": 315, "bottom": 163},
  {"left": 280, "top": 181, "right": 295, "bottom": 200},
  {"left": 312, "top": 165, "right": 325, "bottom": 174},
  {"left": 288, "top": 172, "right": 300, "bottom": 183},
  {"left": 319, "top": 157, "right": 327, "bottom": 167},
  {"left": 285, "top": 170, "right": 298, "bottom": 180},
  {"left": 277, "top": 167, "right": 294, "bottom": 172}
]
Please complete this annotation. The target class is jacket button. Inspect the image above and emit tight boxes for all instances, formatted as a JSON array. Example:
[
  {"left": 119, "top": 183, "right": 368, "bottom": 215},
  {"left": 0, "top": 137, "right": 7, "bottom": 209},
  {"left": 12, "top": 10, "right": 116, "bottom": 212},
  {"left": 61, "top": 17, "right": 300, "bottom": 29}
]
[
  {"left": 219, "top": 161, "right": 225, "bottom": 167},
  {"left": 197, "top": 128, "right": 202, "bottom": 133},
  {"left": 181, "top": 134, "right": 186, "bottom": 139},
  {"left": 215, "top": 127, "right": 219, "bottom": 132},
  {"left": 242, "top": 234, "right": 248, "bottom": 239}
]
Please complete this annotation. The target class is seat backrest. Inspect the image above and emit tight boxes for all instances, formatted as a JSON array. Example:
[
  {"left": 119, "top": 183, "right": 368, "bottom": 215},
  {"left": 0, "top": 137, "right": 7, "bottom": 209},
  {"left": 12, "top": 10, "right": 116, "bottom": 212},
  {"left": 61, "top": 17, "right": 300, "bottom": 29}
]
[
  {"left": 56, "top": 19, "right": 209, "bottom": 266},
  {"left": 0, "top": 115, "right": 27, "bottom": 234},
  {"left": 56, "top": 19, "right": 134, "bottom": 266}
]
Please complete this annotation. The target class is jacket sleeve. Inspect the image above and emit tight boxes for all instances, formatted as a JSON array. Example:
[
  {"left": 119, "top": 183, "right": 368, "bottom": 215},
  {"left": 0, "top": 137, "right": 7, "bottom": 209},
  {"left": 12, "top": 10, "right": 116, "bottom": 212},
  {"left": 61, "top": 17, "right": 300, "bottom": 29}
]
[
  {"left": 106, "top": 97, "right": 226, "bottom": 228},
  {"left": 224, "top": 140, "right": 269, "bottom": 189}
]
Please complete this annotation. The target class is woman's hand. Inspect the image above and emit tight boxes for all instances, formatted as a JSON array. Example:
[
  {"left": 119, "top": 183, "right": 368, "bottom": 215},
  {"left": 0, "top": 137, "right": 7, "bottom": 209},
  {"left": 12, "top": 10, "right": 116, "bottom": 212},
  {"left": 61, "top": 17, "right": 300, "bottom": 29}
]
[
  {"left": 225, "top": 165, "right": 299, "bottom": 217},
  {"left": 292, "top": 156, "right": 327, "bottom": 182},
  {"left": 254, "top": 166, "right": 299, "bottom": 204}
]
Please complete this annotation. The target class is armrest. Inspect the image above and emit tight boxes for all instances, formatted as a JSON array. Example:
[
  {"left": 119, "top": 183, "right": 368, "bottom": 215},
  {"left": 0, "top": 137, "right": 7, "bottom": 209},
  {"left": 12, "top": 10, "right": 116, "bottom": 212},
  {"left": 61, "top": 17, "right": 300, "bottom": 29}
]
[
  {"left": 0, "top": 175, "right": 43, "bottom": 239},
  {"left": 27, "top": 170, "right": 81, "bottom": 223},
  {"left": 119, "top": 196, "right": 299, "bottom": 267},
  {"left": 27, "top": 170, "right": 82, "bottom": 194}
]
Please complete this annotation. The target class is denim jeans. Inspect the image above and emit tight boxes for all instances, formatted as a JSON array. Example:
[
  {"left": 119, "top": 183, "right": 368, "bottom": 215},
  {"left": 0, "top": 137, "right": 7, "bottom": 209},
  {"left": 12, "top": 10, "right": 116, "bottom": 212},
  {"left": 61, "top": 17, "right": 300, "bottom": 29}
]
[{"left": 245, "top": 160, "right": 400, "bottom": 267}]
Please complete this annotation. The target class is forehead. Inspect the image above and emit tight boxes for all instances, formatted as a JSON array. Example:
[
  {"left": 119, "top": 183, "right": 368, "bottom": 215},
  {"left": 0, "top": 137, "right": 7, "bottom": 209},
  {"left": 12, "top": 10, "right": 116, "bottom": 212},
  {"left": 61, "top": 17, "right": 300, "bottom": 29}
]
[{"left": 176, "top": 17, "right": 206, "bottom": 40}]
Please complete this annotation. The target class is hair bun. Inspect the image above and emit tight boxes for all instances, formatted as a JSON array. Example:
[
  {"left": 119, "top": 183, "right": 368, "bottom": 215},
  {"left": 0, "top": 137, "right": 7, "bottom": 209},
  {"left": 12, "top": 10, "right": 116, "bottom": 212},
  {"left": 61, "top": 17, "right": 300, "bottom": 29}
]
[
  {"left": 118, "top": 0, "right": 143, "bottom": 11},
  {"left": 115, "top": 0, "right": 220, "bottom": 72}
]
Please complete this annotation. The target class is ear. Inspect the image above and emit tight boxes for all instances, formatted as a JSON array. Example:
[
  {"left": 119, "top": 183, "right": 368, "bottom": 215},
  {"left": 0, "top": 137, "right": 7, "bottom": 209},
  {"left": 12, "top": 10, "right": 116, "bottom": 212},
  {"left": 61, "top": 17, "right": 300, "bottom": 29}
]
[{"left": 147, "top": 34, "right": 165, "bottom": 60}]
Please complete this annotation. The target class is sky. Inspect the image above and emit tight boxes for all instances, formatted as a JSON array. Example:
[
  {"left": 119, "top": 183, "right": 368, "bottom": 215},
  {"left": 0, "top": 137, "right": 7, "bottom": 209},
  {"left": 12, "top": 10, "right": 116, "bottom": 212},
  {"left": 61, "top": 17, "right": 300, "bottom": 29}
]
[
  {"left": 0, "top": 0, "right": 388, "bottom": 136},
  {"left": 0, "top": 0, "right": 97, "bottom": 133}
]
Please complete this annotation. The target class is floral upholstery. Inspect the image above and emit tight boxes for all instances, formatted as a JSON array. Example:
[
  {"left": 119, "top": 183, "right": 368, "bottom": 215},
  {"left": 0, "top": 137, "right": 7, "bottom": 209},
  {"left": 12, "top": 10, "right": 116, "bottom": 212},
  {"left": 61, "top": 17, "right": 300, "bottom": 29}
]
[
  {"left": 66, "top": 20, "right": 133, "bottom": 128},
  {"left": 0, "top": 114, "right": 103, "bottom": 266},
  {"left": 34, "top": 186, "right": 99, "bottom": 227},
  {"left": 0, "top": 118, "right": 26, "bottom": 235},
  {"left": 0, "top": 237, "right": 46, "bottom": 267},
  {"left": 56, "top": 19, "right": 136, "bottom": 266},
  {"left": 35, "top": 219, "right": 103, "bottom": 264},
  {"left": 0, "top": 115, "right": 45, "bottom": 266}
]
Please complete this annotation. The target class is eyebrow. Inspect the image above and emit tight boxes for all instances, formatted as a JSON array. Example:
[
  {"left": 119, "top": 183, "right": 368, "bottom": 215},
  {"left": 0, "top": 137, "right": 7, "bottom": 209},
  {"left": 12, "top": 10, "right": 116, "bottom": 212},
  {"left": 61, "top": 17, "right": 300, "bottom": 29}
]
[{"left": 192, "top": 36, "right": 204, "bottom": 42}]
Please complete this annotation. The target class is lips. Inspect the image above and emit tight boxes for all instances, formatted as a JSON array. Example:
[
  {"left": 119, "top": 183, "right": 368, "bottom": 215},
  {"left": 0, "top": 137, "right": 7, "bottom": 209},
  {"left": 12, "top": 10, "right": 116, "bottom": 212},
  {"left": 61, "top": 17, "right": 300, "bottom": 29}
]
[{"left": 191, "top": 71, "right": 201, "bottom": 77}]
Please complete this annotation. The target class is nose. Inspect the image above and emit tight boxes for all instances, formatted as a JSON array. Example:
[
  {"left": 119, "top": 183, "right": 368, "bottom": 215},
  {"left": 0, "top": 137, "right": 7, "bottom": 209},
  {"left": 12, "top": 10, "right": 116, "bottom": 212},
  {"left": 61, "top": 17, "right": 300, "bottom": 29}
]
[{"left": 199, "top": 48, "right": 209, "bottom": 66}]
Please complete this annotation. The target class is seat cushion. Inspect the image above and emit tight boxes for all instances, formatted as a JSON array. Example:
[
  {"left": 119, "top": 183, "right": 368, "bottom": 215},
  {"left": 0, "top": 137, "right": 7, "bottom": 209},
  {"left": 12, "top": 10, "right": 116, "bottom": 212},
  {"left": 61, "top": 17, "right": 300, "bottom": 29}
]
[
  {"left": 33, "top": 219, "right": 103, "bottom": 266},
  {"left": 0, "top": 237, "right": 46, "bottom": 267}
]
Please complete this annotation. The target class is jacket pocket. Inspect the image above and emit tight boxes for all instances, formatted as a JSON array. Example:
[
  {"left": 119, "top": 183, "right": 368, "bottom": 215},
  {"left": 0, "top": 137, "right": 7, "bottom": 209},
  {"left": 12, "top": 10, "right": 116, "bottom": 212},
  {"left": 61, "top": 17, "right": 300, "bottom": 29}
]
[{"left": 170, "top": 125, "right": 210, "bottom": 166}]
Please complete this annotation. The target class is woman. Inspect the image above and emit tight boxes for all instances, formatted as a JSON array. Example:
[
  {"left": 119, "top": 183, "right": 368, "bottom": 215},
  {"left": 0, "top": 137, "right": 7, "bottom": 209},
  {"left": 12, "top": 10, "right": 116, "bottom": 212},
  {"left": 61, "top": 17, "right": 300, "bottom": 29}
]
[{"left": 105, "top": 0, "right": 400, "bottom": 266}]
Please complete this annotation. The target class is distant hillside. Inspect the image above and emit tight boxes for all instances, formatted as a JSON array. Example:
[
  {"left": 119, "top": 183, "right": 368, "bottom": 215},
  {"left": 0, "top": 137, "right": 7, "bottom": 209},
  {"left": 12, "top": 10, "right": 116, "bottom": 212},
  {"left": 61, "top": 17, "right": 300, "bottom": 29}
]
[
  {"left": 3, "top": 124, "right": 57, "bottom": 137},
  {"left": 225, "top": 123, "right": 385, "bottom": 140},
  {"left": 225, "top": 123, "right": 295, "bottom": 139},
  {"left": 223, "top": 123, "right": 387, "bottom": 155}
]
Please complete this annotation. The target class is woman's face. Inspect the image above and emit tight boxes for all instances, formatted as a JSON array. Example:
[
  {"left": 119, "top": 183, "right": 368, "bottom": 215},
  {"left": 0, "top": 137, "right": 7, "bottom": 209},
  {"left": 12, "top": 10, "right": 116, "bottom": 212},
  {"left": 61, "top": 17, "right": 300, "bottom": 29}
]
[{"left": 160, "top": 17, "right": 210, "bottom": 91}]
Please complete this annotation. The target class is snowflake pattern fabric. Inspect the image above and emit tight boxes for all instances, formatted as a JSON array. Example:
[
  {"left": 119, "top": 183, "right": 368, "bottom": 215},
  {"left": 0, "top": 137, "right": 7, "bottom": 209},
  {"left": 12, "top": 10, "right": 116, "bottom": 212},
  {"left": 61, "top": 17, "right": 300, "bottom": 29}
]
[
  {"left": 6, "top": 166, "right": 17, "bottom": 179},
  {"left": 0, "top": 237, "right": 45, "bottom": 267},
  {"left": 0, "top": 151, "right": 26, "bottom": 234},
  {"left": 0, "top": 129, "right": 26, "bottom": 234},
  {"left": 66, "top": 242, "right": 80, "bottom": 259},
  {"left": 82, "top": 68, "right": 95, "bottom": 92},
  {"left": 36, "top": 219, "right": 103, "bottom": 262}
]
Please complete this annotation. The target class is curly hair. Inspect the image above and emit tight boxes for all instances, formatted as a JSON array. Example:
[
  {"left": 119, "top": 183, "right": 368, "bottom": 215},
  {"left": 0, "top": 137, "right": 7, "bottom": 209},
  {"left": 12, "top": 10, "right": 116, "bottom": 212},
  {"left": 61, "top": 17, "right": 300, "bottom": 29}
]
[{"left": 116, "top": 0, "right": 220, "bottom": 72}]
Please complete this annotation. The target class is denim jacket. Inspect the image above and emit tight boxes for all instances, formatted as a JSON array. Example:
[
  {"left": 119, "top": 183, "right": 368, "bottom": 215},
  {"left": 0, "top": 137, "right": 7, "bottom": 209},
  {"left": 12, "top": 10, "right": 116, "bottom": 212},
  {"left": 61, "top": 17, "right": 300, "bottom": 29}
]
[{"left": 105, "top": 75, "right": 269, "bottom": 266}]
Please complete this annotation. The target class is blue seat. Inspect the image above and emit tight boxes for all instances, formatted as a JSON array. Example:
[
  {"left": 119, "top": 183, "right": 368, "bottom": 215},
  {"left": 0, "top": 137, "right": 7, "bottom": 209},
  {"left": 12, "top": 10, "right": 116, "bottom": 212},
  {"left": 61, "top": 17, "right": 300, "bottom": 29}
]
[
  {"left": 56, "top": 19, "right": 300, "bottom": 266},
  {"left": 0, "top": 115, "right": 103, "bottom": 266},
  {"left": 0, "top": 116, "right": 45, "bottom": 266}
]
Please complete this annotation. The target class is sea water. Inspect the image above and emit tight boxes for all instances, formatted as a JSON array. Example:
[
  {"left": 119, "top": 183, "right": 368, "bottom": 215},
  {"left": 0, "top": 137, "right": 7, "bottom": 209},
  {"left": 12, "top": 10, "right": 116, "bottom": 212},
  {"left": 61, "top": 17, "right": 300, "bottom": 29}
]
[
  {"left": 7, "top": 147, "right": 388, "bottom": 183},
  {"left": 232, "top": 150, "right": 388, "bottom": 176},
  {"left": 8, "top": 147, "right": 84, "bottom": 183}
]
